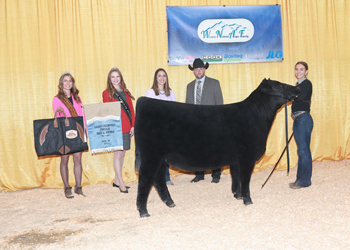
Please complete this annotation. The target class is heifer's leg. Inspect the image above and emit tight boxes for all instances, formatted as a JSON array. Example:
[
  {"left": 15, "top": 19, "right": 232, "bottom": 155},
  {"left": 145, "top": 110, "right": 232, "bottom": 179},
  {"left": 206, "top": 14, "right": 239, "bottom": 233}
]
[
  {"left": 230, "top": 164, "right": 242, "bottom": 199},
  {"left": 137, "top": 157, "right": 162, "bottom": 218},
  {"left": 154, "top": 161, "right": 175, "bottom": 208},
  {"left": 239, "top": 159, "right": 256, "bottom": 205}
]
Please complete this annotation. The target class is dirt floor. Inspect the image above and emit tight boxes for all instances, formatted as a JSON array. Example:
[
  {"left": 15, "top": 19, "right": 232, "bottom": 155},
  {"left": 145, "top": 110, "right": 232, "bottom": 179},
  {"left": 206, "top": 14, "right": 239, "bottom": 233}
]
[{"left": 1, "top": 160, "right": 350, "bottom": 250}]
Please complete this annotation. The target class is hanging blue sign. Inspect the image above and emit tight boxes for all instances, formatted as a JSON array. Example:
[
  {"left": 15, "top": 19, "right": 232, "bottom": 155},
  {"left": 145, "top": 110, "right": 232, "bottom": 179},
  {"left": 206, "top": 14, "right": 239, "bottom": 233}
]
[{"left": 167, "top": 5, "right": 283, "bottom": 65}]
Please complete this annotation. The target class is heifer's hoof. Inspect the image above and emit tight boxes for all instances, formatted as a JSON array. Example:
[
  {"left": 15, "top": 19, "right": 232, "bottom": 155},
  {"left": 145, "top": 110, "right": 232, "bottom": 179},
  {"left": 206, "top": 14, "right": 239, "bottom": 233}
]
[
  {"left": 166, "top": 200, "right": 176, "bottom": 208},
  {"left": 139, "top": 209, "right": 150, "bottom": 218},
  {"left": 234, "top": 193, "right": 242, "bottom": 200},
  {"left": 243, "top": 197, "right": 253, "bottom": 206},
  {"left": 139, "top": 211, "right": 150, "bottom": 218}
]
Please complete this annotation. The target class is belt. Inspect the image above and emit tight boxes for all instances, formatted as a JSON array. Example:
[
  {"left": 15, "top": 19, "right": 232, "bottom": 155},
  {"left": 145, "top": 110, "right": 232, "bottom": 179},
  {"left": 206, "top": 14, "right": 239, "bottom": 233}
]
[{"left": 292, "top": 111, "right": 307, "bottom": 119}]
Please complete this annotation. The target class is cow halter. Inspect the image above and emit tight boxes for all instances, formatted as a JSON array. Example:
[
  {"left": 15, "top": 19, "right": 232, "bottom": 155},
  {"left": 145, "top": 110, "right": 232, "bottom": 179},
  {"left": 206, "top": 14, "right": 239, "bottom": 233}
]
[
  {"left": 284, "top": 103, "right": 291, "bottom": 175},
  {"left": 262, "top": 102, "right": 292, "bottom": 188}
]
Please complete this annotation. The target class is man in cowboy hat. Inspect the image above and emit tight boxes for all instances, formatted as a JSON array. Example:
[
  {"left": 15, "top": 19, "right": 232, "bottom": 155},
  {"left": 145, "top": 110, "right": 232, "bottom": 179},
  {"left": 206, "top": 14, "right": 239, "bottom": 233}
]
[{"left": 186, "top": 58, "right": 224, "bottom": 183}]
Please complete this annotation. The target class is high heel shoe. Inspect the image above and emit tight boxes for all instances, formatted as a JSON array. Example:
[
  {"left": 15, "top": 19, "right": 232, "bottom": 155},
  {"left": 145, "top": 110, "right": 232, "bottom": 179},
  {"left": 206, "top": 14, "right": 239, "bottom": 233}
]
[
  {"left": 64, "top": 187, "right": 74, "bottom": 199},
  {"left": 119, "top": 187, "right": 128, "bottom": 193},
  {"left": 74, "top": 186, "right": 86, "bottom": 197},
  {"left": 113, "top": 182, "right": 130, "bottom": 189}
]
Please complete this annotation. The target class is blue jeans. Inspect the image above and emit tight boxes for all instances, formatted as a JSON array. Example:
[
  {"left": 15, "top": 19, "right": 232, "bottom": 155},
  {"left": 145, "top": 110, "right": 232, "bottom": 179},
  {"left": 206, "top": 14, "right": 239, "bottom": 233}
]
[
  {"left": 165, "top": 164, "right": 171, "bottom": 182},
  {"left": 293, "top": 112, "right": 313, "bottom": 187}
]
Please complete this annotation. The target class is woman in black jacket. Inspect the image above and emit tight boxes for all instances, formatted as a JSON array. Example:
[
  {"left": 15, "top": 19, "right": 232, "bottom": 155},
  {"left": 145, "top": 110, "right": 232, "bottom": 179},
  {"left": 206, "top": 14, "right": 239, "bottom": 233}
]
[{"left": 289, "top": 61, "right": 314, "bottom": 189}]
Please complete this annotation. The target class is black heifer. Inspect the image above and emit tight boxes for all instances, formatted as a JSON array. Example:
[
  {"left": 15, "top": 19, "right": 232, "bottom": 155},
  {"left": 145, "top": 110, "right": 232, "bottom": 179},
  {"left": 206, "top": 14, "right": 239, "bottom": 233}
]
[{"left": 134, "top": 78, "right": 300, "bottom": 217}]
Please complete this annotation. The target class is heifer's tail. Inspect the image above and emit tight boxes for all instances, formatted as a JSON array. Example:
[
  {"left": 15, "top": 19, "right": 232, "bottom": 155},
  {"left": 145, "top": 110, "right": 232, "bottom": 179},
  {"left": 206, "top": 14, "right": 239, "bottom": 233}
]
[{"left": 135, "top": 146, "right": 141, "bottom": 172}]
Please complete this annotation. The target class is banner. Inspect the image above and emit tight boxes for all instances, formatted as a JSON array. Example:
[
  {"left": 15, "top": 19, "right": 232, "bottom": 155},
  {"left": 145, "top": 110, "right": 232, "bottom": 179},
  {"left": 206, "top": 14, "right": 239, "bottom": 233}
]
[
  {"left": 167, "top": 5, "right": 283, "bottom": 65},
  {"left": 84, "top": 102, "right": 123, "bottom": 154}
]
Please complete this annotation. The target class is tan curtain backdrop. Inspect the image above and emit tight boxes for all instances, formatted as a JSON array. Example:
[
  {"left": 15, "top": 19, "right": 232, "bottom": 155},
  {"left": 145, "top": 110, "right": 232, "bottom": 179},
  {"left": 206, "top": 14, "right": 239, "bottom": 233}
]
[{"left": 0, "top": 0, "right": 349, "bottom": 190}]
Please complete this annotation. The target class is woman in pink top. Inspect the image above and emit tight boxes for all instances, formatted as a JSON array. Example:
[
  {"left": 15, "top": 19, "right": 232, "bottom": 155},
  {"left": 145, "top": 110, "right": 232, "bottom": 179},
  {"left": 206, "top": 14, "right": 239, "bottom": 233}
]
[
  {"left": 52, "top": 72, "right": 86, "bottom": 199},
  {"left": 145, "top": 68, "right": 176, "bottom": 185}
]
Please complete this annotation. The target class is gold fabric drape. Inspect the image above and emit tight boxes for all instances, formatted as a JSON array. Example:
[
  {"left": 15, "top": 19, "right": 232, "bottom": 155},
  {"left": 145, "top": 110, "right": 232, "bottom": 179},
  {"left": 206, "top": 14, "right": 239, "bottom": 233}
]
[{"left": 1, "top": 0, "right": 349, "bottom": 190}]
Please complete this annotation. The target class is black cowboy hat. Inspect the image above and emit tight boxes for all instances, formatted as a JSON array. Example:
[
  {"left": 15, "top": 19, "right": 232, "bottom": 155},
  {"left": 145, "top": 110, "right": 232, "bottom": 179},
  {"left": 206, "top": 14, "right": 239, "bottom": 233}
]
[{"left": 188, "top": 58, "right": 209, "bottom": 71}]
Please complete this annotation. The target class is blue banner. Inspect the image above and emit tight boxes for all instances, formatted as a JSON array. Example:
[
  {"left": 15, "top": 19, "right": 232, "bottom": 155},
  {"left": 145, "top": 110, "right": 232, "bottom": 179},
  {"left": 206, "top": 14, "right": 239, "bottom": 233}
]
[
  {"left": 84, "top": 102, "right": 123, "bottom": 154},
  {"left": 87, "top": 119, "right": 123, "bottom": 153},
  {"left": 167, "top": 5, "right": 283, "bottom": 65}
]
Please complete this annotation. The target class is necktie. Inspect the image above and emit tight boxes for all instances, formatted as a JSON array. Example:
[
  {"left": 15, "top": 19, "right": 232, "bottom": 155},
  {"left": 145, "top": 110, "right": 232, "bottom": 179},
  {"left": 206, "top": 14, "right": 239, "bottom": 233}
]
[{"left": 196, "top": 81, "right": 202, "bottom": 105}]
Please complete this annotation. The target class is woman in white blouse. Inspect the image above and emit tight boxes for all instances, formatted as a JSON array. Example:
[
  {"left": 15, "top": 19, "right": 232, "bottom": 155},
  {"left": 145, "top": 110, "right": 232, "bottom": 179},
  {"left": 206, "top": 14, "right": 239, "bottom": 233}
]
[{"left": 145, "top": 68, "right": 176, "bottom": 185}]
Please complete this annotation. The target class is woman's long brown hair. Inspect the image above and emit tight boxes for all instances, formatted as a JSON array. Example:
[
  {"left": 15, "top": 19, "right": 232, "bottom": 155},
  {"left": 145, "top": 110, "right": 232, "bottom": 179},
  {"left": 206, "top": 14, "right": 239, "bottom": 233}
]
[
  {"left": 106, "top": 67, "right": 135, "bottom": 101},
  {"left": 56, "top": 72, "right": 81, "bottom": 103},
  {"left": 151, "top": 68, "right": 171, "bottom": 96}
]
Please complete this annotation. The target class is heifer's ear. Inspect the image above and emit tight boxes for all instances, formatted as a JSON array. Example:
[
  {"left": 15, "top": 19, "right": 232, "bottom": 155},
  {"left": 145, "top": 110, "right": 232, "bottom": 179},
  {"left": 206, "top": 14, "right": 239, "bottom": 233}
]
[{"left": 260, "top": 78, "right": 268, "bottom": 88}]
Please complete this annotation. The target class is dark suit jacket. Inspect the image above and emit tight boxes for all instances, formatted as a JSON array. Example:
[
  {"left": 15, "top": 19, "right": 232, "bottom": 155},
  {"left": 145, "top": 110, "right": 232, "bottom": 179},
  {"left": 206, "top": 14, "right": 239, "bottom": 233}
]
[{"left": 185, "top": 76, "right": 223, "bottom": 105}]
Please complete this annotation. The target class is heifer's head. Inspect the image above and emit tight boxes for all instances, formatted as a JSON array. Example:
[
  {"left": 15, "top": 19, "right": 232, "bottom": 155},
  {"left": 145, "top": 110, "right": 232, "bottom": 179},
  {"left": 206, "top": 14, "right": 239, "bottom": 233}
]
[{"left": 258, "top": 78, "right": 300, "bottom": 105}]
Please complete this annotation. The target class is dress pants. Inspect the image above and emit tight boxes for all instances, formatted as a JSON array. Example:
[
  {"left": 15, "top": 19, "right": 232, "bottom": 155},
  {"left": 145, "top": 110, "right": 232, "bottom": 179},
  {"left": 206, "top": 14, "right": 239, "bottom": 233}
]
[{"left": 195, "top": 168, "right": 221, "bottom": 179}]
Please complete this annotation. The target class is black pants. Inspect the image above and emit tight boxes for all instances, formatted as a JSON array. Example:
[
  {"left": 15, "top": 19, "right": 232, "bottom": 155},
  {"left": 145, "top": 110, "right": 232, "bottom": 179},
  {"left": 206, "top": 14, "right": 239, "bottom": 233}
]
[{"left": 195, "top": 168, "right": 221, "bottom": 179}]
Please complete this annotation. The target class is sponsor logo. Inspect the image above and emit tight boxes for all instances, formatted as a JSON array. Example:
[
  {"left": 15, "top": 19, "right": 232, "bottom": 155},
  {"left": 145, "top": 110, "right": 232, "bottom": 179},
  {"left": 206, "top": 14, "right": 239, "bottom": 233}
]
[
  {"left": 224, "top": 54, "right": 243, "bottom": 62},
  {"left": 186, "top": 55, "right": 196, "bottom": 61},
  {"left": 66, "top": 130, "right": 78, "bottom": 139},
  {"left": 202, "top": 55, "right": 222, "bottom": 62},
  {"left": 198, "top": 19, "right": 254, "bottom": 43},
  {"left": 266, "top": 50, "right": 283, "bottom": 60},
  {"left": 169, "top": 55, "right": 196, "bottom": 64},
  {"left": 245, "top": 53, "right": 264, "bottom": 60}
]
